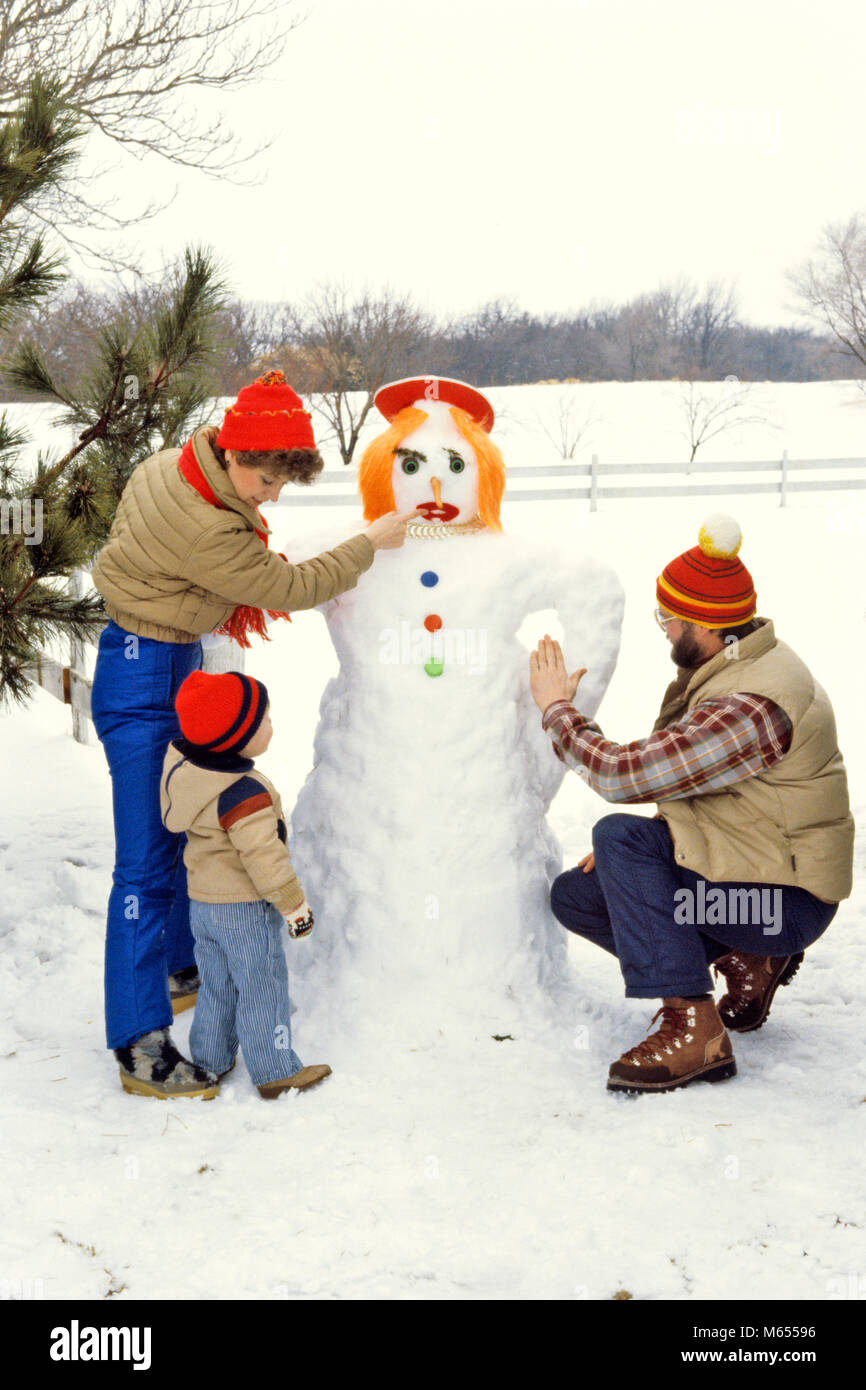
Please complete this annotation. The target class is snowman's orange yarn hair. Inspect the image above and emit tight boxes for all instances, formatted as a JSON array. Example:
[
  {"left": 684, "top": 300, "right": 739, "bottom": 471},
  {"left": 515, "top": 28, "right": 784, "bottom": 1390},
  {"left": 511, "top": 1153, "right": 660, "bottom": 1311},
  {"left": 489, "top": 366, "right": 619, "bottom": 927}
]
[{"left": 358, "top": 405, "right": 506, "bottom": 531}]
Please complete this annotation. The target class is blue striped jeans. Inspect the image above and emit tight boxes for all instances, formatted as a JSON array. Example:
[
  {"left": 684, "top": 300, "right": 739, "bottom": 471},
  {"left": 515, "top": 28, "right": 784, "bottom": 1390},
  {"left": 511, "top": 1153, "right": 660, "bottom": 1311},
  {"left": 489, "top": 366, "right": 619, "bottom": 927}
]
[{"left": 189, "top": 899, "right": 303, "bottom": 1085}]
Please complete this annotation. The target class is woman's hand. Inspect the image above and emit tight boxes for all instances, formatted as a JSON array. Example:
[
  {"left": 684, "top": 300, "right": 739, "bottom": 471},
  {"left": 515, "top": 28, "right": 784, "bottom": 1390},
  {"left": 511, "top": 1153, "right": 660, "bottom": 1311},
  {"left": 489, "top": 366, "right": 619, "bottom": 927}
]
[
  {"left": 529, "top": 633, "right": 586, "bottom": 712},
  {"left": 365, "top": 509, "right": 424, "bottom": 550}
]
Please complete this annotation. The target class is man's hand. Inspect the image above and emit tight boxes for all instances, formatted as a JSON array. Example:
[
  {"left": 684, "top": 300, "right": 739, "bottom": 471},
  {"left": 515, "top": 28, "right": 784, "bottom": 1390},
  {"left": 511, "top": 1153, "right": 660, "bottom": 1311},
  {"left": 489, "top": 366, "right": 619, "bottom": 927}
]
[
  {"left": 578, "top": 851, "right": 595, "bottom": 874},
  {"left": 529, "top": 633, "right": 587, "bottom": 713}
]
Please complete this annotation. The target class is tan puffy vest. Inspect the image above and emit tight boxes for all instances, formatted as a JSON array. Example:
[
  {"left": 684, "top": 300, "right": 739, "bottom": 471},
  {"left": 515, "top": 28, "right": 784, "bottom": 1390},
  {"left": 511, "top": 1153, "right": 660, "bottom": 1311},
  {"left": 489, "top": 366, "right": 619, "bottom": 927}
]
[{"left": 654, "top": 619, "right": 853, "bottom": 902}]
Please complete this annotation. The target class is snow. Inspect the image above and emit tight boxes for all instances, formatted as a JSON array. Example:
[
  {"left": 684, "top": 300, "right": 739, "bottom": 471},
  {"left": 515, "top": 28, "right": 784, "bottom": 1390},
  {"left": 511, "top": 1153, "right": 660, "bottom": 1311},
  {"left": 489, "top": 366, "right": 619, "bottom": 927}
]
[{"left": 1, "top": 381, "right": 864, "bottom": 1302}]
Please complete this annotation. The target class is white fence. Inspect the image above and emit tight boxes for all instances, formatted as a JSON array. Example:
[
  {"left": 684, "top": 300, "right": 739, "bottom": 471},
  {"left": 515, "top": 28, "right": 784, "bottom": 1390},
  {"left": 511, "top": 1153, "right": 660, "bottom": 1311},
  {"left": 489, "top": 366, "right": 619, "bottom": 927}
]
[
  {"left": 23, "top": 452, "right": 866, "bottom": 742},
  {"left": 278, "top": 452, "right": 866, "bottom": 511}
]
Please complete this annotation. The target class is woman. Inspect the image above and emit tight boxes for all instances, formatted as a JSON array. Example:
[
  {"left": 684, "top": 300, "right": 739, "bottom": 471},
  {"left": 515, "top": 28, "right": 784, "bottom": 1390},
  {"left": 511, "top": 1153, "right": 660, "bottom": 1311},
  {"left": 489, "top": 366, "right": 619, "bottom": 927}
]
[{"left": 90, "top": 370, "right": 417, "bottom": 1097}]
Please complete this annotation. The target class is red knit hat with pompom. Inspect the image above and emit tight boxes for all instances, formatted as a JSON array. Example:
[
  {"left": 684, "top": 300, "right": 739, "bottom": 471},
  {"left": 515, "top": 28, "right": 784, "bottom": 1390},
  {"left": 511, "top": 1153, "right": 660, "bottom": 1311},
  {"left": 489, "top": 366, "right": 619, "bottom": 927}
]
[
  {"left": 657, "top": 514, "right": 757, "bottom": 629},
  {"left": 175, "top": 671, "right": 269, "bottom": 754},
  {"left": 216, "top": 370, "right": 316, "bottom": 451}
]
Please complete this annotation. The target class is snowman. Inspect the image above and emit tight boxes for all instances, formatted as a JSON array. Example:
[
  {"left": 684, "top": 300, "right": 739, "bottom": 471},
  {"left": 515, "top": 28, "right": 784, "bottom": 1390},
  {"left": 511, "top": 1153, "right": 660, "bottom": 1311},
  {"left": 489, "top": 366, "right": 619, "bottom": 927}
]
[{"left": 284, "top": 377, "right": 624, "bottom": 1028}]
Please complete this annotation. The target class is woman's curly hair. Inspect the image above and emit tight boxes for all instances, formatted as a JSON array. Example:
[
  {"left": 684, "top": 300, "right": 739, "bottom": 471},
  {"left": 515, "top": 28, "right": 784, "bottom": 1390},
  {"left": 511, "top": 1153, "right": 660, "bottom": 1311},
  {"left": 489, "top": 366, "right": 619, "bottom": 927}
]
[{"left": 204, "top": 426, "right": 324, "bottom": 485}]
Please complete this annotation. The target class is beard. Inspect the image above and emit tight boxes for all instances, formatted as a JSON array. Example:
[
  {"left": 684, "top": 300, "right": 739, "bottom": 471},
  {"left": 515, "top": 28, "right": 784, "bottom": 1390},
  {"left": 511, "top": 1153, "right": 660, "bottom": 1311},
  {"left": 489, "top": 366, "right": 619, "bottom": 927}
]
[{"left": 670, "top": 627, "right": 705, "bottom": 669}]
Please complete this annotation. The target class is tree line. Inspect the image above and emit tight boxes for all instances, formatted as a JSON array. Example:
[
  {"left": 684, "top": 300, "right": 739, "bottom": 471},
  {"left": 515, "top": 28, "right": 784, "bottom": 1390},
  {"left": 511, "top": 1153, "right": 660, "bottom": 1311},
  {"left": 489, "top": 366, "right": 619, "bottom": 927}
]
[{"left": 1, "top": 275, "right": 858, "bottom": 416}]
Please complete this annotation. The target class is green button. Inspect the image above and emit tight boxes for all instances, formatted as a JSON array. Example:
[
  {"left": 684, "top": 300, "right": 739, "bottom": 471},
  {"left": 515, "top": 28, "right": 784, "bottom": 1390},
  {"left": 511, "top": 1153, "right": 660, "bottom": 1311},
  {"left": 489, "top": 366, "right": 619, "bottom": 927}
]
[{"left": 424, "top": 659, "right": 444, "bottom": 678}]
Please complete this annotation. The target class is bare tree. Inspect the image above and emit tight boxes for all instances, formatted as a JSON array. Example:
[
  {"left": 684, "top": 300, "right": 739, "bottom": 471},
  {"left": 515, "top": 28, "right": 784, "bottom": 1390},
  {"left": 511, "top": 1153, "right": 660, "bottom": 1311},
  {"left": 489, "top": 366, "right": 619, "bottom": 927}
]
[
  {"left": 0, "top": 0, "right": 304, "bottom": 256},
  {"left": 678, "top": 279, "right": 739, "bottom": 376},
  {"left": 675, "top": 378, "right": 769, "bottom": 467},
  {"left": 788, "top": 214, "right": 866, "bottom": 379},
  {"left": 285, "top": 285, "right": 434, "bottom": 466},
  {"left": 603, "top": 297, "right": 655, "bottom": 380},
  {"left": 652, "top": 278, "right": 693, "bottom": 342},
  {"left": 535, "top": 389, "right": 599, "bottom": 460},
  {"left": 603, "top": 289, "right": 686, "bottom": 380},
  {"left": 207, "top": 299, "right": 297, "bottom": 394}
]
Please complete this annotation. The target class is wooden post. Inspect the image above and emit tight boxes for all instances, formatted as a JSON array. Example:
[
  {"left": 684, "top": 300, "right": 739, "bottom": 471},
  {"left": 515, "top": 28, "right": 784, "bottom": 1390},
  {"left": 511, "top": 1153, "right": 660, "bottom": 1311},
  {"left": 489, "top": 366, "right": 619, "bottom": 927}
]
[
  {"left": 69, "top": 570, "right": 89, "bottom": 744},
  {"left": 780, "top": 450, "right": 788, "bottom": 508},
  {"left": 590, "top": 453, "right": 599, "bottom": 513}
]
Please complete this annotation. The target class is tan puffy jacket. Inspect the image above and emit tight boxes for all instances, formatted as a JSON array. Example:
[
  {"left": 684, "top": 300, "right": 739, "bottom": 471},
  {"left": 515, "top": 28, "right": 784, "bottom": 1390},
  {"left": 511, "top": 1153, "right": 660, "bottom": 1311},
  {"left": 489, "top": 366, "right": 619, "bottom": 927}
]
[
  {"left": 91, "top": 427, "right": 374, "bottom": 642},
  {"left": 656, "top": 619, "right": 854, "bottom": 903},
  {"left": 161, "top": 741, "right": 305, "bottom": 916}
]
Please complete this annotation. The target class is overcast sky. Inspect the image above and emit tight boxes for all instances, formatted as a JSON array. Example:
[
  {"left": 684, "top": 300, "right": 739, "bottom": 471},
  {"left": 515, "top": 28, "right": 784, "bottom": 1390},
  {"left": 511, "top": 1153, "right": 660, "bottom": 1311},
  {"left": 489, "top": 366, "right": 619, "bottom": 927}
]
[{"left": 85, "top": 0, "right": 866, "bottom": 328}]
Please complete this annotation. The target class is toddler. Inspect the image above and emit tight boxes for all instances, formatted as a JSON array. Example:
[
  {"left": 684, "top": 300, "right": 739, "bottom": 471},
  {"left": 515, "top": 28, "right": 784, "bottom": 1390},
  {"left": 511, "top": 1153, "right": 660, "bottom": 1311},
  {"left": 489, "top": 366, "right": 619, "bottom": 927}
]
[{"left": 158, "top": 669, "right": 330, "bottom": 1099}]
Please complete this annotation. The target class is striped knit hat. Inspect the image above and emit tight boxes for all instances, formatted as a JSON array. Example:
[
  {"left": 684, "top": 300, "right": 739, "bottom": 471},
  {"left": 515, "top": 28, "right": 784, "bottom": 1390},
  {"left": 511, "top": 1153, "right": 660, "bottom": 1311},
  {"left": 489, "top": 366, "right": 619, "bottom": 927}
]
[
  {"left": 656, "top": 514, "right": 757, "bottom": 629},
  {"left": 175, "top": 671, "right": 269, "bottom": 755}
]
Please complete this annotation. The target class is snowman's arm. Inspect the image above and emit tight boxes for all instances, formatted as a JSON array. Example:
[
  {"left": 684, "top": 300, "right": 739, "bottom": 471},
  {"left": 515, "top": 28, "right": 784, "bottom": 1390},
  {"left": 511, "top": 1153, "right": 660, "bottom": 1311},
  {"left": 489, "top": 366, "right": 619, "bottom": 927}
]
[
  {"left": 525, "top": 550, "right": 625, "bottom": 720},
  {"left": 516, "top": 546, "right": 625, "bottom": 802}
]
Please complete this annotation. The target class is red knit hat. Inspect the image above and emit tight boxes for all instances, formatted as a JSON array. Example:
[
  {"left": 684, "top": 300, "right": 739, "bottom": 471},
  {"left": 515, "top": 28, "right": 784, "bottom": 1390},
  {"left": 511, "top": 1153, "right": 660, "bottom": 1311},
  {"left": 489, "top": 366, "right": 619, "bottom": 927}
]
[
  {"left": 657, "top": 514, "right": 757, "bottom": 629},
  {"left": 216, "top": 370, "right": 316, "bottom": 452},
  {"left": 175, "top": 671, "right": 269, "bottom": 754}
]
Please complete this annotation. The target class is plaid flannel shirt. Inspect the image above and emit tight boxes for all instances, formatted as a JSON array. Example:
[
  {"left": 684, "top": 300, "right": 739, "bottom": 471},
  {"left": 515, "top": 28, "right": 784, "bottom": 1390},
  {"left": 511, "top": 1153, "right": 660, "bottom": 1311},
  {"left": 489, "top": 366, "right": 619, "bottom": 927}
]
[{"left": 541, "top": 693, "right": 793, "bottom": 804}]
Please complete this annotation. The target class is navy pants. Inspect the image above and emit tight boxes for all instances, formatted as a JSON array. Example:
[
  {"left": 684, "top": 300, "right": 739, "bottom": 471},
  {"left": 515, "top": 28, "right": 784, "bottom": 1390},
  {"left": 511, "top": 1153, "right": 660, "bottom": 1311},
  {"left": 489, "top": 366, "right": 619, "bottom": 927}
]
[
  {"left": 551, "top": 813, "right": 837, "bottom": 999},
  {"left": 91, "top": 620, "right": 202, "bottom": 1048}
]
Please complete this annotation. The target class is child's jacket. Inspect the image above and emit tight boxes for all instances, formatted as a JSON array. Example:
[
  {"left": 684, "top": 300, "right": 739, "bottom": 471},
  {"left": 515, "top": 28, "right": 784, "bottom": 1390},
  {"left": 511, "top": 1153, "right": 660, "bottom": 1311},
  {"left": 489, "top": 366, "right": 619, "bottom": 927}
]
[{"left": 160, "top": 740, "right": 305, "bottom": 916}]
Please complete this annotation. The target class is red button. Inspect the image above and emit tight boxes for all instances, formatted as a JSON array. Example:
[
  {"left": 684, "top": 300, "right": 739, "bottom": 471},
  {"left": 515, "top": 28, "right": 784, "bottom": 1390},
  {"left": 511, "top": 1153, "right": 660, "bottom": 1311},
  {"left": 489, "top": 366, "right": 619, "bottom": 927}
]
[{"left": 424, "top": 614, "right": 442, "bottom": 632}]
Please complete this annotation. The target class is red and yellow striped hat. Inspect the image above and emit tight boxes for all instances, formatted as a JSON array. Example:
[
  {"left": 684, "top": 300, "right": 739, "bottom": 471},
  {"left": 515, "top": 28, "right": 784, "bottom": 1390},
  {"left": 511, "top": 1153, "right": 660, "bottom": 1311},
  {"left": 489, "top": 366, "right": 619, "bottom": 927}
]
[{"left": 656, "top": 514, "right": 756, "bottom": 629}]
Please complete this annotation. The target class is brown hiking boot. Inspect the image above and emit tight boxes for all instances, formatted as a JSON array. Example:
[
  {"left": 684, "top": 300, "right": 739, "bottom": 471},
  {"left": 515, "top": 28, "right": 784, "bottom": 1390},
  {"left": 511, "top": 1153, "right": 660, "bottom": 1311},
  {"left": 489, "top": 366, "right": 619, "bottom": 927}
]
[
  {"left": 713, "top": 950, "right": 804, "bottom": 1032},
  {"left": 607, "top": 998, "right": 736, "bottom": 1094},
  {"left": 257, "top": 1065, "right": 332, "bottom": 1100}
]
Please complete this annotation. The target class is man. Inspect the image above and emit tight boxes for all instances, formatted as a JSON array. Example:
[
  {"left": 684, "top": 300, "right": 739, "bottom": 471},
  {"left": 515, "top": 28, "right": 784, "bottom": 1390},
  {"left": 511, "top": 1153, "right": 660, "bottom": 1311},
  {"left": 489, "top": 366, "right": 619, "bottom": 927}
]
[{"left": 529, "top": 513, "right": 854, "bottom": 1094}]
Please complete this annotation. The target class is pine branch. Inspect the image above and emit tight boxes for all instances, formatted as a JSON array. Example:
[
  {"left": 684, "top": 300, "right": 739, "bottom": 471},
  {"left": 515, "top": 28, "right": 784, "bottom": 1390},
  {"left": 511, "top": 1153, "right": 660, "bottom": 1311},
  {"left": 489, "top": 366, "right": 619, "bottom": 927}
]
[
  {"left": 0, "top": 234, "right": 66, "bottom": 329},
  {"left": 1, "top": 338, "right": 72, "bottom": 401},
  {"left": 0, "top": 409, "right": 28, "bottom": 457}
]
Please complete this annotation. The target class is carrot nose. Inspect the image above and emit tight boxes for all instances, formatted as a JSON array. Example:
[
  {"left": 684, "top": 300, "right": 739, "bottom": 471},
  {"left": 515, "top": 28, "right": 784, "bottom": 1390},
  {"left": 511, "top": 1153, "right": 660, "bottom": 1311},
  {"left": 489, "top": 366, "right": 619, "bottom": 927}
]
[{"left": 431, "top": 477, "right": 442, "bottom": 507}]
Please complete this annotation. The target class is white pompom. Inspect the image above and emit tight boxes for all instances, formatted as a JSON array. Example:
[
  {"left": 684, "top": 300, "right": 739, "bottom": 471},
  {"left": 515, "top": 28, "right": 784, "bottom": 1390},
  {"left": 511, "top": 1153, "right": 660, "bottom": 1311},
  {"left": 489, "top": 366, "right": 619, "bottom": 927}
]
[{"left": 698, "top": 513, "right": 742, "bottom": 559}]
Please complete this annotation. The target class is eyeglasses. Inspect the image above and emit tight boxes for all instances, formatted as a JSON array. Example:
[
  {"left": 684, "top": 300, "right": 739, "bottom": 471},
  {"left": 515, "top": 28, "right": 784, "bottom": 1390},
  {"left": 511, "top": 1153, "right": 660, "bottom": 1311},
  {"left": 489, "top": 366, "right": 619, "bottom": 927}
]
[{"left": 654, "top": 607, "right": 679, "bottom": 630}]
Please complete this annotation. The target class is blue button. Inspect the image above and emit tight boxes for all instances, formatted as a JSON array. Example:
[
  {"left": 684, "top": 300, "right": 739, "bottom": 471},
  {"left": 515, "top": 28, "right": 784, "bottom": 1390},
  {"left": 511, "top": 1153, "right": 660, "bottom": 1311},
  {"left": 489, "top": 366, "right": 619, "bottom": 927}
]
[{"left": 420, "top": 571, "right": 439, "bottom": 588}]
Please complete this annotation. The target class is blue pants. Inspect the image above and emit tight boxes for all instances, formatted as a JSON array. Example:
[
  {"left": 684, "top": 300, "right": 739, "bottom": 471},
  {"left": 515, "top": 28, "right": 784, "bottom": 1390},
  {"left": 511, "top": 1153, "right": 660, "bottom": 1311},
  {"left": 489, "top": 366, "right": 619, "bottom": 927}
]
[
  {"left": 551, "top": 813, "right": 837, "bottom": 999},
  {"left": 91, "top": 619, "right": 202, "bottom": 1048},
  {"left": 188, "top": 900, "right": 303, "bottom": 1086}
]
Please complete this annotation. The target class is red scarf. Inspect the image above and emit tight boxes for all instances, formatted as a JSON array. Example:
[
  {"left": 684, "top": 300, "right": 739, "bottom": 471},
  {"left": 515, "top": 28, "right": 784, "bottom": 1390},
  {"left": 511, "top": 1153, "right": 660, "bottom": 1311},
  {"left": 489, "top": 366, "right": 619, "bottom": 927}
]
[{"left": 178, "top": 435, "right": 292, "bottom": 649}]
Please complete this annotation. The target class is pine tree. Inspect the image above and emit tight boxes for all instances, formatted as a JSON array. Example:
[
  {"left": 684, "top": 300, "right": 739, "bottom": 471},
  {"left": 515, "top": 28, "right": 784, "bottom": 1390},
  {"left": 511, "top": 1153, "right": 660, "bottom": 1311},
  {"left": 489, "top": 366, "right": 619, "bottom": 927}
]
[
  {"left": 0, "top": 74, "right": 96, "bottom": 705},
  {"left": 0, "top": 79, "right": 226, "bottom": 707}
]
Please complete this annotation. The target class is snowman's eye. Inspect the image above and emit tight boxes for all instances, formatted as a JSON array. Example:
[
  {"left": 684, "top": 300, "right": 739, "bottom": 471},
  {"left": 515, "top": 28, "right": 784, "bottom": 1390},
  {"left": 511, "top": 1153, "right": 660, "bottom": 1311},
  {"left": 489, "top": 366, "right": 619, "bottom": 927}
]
[
  {"left": 396, "top": 448, "right": 424, "bottom": 475},
  {"left": 448, "top": 451, "right": 465, "bottom": 474}
]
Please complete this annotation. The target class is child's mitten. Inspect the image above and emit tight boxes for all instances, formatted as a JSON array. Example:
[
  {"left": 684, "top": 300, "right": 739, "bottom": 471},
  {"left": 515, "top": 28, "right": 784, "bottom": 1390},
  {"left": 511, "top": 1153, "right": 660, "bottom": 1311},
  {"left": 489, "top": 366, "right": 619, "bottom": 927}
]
[{"left": 286, "top": 897, "right": 314, "bottom": 940}]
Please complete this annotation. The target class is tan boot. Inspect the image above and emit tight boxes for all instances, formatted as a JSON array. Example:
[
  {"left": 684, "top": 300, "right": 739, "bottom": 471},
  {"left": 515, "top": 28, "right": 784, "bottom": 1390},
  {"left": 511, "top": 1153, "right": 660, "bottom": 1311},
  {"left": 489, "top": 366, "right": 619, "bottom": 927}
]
[
  {"left": 115, "top": 1028, "right": 219, "bottom": 1100},
  {"left": 607, "top": 998, "right": 736, "bottom": 1094},
  {"left": 169, "top": 967, "right": 199, "bottom": 1017},
  {"left": 713, "top": 950, "right": 804, "bottom": 1032},
  {"left": 257, "top": 1064, "right": 332, "bottom": 1099}
]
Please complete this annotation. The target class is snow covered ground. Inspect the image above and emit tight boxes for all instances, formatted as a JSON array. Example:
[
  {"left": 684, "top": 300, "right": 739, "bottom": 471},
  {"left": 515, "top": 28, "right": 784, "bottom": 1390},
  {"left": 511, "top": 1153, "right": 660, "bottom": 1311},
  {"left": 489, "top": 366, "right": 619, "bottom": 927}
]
[{"left": 1, "top": 382, "right": 864, "bottom": 1302}]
